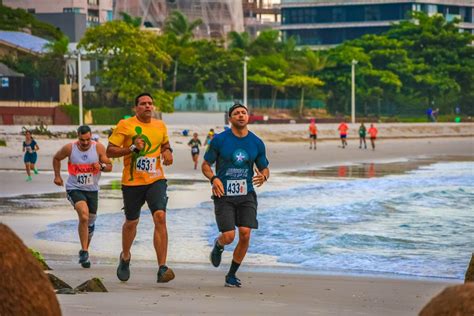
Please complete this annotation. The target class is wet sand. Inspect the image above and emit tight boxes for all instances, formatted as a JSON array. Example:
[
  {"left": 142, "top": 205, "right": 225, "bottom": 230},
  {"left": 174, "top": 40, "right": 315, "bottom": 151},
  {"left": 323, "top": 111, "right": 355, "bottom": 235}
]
[{"left": 1, "top": 135, "right": 472, "bottom": 315}]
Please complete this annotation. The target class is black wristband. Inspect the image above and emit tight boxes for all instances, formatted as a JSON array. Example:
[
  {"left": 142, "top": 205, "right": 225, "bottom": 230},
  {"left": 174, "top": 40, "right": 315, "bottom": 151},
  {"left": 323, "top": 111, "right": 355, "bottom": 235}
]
[{"left": 210, "top": 175, "right": 218, "bottom": 185}]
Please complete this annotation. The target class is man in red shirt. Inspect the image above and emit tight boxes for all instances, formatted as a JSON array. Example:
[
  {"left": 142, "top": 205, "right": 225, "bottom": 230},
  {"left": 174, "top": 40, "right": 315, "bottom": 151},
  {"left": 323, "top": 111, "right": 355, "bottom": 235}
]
[
  {"left": 309, "top": 119, "right": 317, "bottom": 150},
  {"left": 368, "top": 124, "right": 378, "bottom": 150},
  {"left": 338, "top": 120, "right": 349, "bottom": 148}
]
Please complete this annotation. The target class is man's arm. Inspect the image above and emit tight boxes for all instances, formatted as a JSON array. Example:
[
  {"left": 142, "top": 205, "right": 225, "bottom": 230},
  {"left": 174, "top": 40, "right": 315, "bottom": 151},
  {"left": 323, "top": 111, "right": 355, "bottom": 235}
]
[
  {"left": 52, "top": 144, "right": 71, "bottom": 186},
  {"left": 161, "top": 141, "right": 173, "bottom": 166},
  {"left": 106, "top": 142, "right": 132, "bottom": 158},
  {"left": 202, "top": 160, "right": 224, "bottom": 197},
  {"left": 96, "top": 143, "right": 113, "bottom": 172}
]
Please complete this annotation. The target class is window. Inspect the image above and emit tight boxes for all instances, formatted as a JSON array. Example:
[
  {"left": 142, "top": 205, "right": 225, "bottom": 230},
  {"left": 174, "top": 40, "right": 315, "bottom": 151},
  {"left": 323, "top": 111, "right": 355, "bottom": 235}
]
[
  {"left": 64, "top": 8, "right": 81, "bottom": 13},
  {"left": 27, "top": 8, "right": 35, "bottom": 14},
  {"left": 88, "top": 0, "right": 99, "bottom": 5}
]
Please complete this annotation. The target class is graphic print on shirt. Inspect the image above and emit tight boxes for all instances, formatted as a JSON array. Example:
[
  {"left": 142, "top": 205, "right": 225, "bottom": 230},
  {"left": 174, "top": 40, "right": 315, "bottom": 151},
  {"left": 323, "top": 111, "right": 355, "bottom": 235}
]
[{"left": 129, "top": 126, "right": 160, "bottom": 181}]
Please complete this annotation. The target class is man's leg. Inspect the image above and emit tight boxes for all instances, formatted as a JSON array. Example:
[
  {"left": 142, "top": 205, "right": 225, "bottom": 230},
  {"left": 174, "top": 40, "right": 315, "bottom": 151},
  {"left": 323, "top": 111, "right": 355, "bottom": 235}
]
[
  {"left": 371, "top": 138, "right": 375, "bottom": 150},
  {"left": 121, "top": 218, "right": 139, "bottom": 261},
  {"left": 75, "top": 201, "right": 90, "bottom": 251},
  {"left": 152, "top": 210, "right": 167, "bottom": 266},
  {"left": 233, "top": 227, "right": 251, "bottom": 264}
]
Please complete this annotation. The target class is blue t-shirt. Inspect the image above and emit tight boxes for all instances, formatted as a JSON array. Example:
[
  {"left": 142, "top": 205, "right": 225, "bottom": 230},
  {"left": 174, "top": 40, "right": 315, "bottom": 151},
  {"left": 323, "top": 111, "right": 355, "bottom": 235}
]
[
  {"left": 23, "top": 140, "right": 37, "bottom": 155},
  {"left": 204, "top": 129, "right": 269, "bottom": 195}
]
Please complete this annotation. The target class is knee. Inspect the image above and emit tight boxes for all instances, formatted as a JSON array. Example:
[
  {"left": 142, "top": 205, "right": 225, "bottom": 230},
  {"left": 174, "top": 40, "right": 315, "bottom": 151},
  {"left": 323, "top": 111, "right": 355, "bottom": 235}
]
[
  {"left": 124, "top": 219, "right": 139, "bottom": 230},
  {"left": 239, "top": 230, "right": 251, "bottom": 243},
  {"left": 221, "top": 231, "right": 235, "bottom": 245},
  {"left": 153, "top": 211, "right": 166, "bottom": 226}
]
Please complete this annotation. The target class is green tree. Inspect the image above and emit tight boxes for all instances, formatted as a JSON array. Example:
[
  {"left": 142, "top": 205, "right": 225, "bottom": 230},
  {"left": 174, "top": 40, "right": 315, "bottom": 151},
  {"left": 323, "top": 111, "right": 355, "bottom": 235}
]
[
  {"left": 78, "top": 20, "right": 174, "bottom": 111},
  {"left": 283, "top": 75, "right": 324, "bottom": 116},
  {"left": 164, "top": 10, "right": 203, "bottom": 92}
]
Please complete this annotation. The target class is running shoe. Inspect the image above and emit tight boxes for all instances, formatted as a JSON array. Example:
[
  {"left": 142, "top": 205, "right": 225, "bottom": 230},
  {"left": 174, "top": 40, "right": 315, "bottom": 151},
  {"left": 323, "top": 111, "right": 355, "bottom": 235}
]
[
  {"left": 157, "top": 265, "right": 175, "bottom": 283},
  {"left": 78, "top": 250, "right": 90, "bottom": 268},
  {"left": 33, "top": 168, "right": 38, "bottom": 175},
  {"left": 209, "top": 239, "right": 224, "bottom": 267},
  {"left": 117, "top": 253, "right": 131, "bottom": 281},
  {"left": 225, "top": 274, "right": 241, "bottom": 288},
  {"left": 26, "top": 176, "right": 32, "bottom": 182}
]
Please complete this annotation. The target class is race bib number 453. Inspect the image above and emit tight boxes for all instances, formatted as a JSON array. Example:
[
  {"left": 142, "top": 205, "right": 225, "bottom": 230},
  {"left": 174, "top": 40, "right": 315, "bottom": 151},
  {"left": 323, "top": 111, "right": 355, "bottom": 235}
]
[
  {"left": 226, "top": 180, "right": 247, "bottom": 196},
  {"left": 136, "top": 157, "right": 157, "bottom": 173}
]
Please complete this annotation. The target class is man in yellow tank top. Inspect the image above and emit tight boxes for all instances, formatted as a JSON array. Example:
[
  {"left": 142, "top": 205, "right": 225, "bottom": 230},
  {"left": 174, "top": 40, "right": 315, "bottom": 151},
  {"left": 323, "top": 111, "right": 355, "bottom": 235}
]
[{"left": 107, "top": 93, "right": 175, "bottom": 283}]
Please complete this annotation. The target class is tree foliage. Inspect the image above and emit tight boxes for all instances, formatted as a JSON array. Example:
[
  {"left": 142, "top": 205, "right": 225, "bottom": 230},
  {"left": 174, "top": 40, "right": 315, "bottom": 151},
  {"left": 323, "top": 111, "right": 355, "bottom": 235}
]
[{"left": 78, "top": 20, "right": 174, "bottom": 112}]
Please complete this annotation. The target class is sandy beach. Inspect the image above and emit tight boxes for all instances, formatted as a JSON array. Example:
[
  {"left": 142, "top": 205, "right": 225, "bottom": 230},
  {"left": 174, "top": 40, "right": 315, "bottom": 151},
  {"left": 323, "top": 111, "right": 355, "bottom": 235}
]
[{"left": 1, "top": 123, "right": 473, "bottom": 315}]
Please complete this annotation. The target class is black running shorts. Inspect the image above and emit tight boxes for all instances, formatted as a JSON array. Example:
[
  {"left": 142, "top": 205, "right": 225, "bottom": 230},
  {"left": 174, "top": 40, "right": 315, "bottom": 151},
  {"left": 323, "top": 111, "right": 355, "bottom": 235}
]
[
  {"left": 66, "top": 190, "right": 98, "bottom": 214},
  {"left": 213, "top": 191, "right": 258, "bottom": 232},
  {"left": 121, "top": 179, "right": 168, "bottom": 221}
]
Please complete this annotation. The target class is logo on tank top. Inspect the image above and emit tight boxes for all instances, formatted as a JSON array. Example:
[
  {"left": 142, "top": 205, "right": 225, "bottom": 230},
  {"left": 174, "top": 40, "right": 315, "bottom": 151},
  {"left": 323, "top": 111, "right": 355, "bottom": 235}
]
[
  {"left": 81, "top": 154, "right": 88, "bottom": 161},
  {"left": 232, "top": 149, "right": 249, "bottom": 167}
]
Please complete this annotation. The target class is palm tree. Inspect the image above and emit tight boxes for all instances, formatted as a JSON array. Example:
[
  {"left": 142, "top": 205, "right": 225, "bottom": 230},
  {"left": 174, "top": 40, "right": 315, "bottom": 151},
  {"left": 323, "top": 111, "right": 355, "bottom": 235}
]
[{"left": 164, "top": 11, "right": 203, "bottom": 92}]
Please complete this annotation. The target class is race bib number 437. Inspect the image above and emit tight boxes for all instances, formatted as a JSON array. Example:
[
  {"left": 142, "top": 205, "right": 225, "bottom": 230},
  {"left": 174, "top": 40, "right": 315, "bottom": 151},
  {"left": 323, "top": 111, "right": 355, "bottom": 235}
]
[
  {"left": 136, "top": 157, "right": 157, "bottom": 173},
  {"left": 76, "top": 173, "right": 93, "bottom": 185},
  {"left": 226, "top": 180, "right": 247, "bottom": 196}
]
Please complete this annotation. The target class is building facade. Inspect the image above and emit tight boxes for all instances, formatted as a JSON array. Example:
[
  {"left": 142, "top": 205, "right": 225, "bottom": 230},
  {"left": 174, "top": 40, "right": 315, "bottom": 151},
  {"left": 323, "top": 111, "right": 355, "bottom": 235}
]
[
  {"left": 114, "top": 0, "right": 244, "bottom": 39},
  {"left": 280, "top": 0, "right": 474, "bottom": 46},
  {"left": 3, "top": 0, "right": 113, "bottom": 28}
]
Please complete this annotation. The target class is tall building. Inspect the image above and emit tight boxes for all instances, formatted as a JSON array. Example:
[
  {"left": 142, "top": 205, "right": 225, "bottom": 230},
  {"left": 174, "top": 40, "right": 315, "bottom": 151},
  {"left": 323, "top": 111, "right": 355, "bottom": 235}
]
[
  {"left": 114, "top": 0, "right": 244, "bottom": 39},
  {"left": 3, "top": 0, "right": 114, "bottom": 28},
  {"left": 280, "top": 1, "right": 474, "bottom": 47},
  {"left": 243, "top": 0, "right": 281, "bottom": 37}
]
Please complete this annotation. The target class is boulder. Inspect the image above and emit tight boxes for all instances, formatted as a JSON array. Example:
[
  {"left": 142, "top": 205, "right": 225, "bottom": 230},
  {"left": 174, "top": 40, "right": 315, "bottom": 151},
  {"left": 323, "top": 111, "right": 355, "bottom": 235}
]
[
  {"left": 75, "top": 278, "right": 108, "bottom": 292},
  {"left": 0, "top": 224, "right": 61, "bottom": 316},
  {"left": 419, "top": 283, "right": 474, "bottom": 316},
  {"left": 465, "top": 253, "right": 474, "bottom": 283},
  {"left": 47, "top": 273, "right": 72, "bottom": 290},
  {"left": 29, "top": 248, "right": 52, "bottom": 271}
]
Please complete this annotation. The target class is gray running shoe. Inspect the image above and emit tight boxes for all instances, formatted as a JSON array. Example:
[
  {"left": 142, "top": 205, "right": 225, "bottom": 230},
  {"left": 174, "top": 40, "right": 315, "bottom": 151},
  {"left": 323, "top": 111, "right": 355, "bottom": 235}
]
[
  {"left": 78, "top": 250, "right": 90, "bottom": 268},
  {"left": 209, "top": 239, "right": 224, "bottom": 267},
  {"left": 157, "top": 265, "right": 175, "bottom": 283},
  {"left": 117, "top": 253, "right": 130, "bottom": 281}
]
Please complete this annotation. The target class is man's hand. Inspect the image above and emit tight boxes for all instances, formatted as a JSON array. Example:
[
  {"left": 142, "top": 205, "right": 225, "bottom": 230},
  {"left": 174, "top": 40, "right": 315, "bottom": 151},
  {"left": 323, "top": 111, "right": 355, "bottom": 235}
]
[
  {"left": 134, "top": 136, "right": 145, "bottom": 151},
  {"left": 162, "top": 149, "right": 173, "bottom": 166},
  {"left": 252, "top": 168, "right": 266, "bottom": 187},
  {"left": 54, "top": 176, "right": 64, "bottom": 186},
  {"left": 212, "top": 178, "right": 225, "bottom": 197},
  {"left": 92, "top": 162, "right": 101, "bottom": 172}
]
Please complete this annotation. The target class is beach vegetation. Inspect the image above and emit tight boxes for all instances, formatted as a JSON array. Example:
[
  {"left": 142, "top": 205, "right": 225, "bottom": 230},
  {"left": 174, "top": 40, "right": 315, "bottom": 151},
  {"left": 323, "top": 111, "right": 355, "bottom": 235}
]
[{"left": 28, "top": 248, "right": 52, "bottom": 270}]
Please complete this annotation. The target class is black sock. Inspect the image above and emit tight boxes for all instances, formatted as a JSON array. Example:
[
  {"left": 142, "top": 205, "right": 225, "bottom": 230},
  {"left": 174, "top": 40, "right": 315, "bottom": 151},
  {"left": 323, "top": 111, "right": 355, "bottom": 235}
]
[
  {"left": 228, "top": 260, "right": 240, "bottom": 277},
  {"left": 215, "top": 239, "right": 224, "bottom": 249}
]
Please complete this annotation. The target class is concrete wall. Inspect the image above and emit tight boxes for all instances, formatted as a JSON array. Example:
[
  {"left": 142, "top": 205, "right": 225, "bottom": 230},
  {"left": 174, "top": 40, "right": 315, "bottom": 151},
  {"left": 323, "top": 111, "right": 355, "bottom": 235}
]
[
  {"left": 0, "top": 106, "right": 71, "bottom": 125},
  {"left": 35, "top": 12, "right": 87, "bottom": 42}
]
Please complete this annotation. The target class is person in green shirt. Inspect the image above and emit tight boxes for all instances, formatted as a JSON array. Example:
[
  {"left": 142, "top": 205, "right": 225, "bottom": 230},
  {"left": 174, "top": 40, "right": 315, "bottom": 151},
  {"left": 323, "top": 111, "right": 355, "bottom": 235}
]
[{"left": 359, "top": 123, "right": 367, "bottom": 149}]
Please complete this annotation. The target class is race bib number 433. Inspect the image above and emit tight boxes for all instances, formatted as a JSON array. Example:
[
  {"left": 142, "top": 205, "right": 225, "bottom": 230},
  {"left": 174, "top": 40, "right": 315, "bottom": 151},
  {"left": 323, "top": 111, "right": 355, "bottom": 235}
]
[
  {"left": 136, "top": 157, "right": 157, "bottom": 173},
  {"left": 226, "top": 180, "right": 247, "bottom": 196}
]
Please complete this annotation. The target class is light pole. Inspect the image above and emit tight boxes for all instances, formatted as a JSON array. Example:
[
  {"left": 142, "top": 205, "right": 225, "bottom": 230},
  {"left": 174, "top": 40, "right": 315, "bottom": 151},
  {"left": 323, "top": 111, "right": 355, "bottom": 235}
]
[
  {"left": 243, "top": 56, "right": 249, "bottom": 108},
  {"left": 77, "top": 52, "right": 83, "bottom": 126},
  {"left": 351, "top": 59, "right": 358, "bottom": 124}
]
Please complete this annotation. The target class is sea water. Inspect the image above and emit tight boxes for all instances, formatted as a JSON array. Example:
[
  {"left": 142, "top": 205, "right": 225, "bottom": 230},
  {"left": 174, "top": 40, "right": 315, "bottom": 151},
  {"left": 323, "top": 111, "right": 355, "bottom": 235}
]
[{"left": 36, "top": 161, "right": 473, "bottom": 279}]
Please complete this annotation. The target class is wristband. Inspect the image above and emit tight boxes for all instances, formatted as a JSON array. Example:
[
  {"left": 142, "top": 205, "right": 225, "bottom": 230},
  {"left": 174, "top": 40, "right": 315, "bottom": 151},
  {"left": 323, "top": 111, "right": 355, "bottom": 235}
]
[
  {"left": 210, "top": 175, "right": 218, "bottom": 185},
  {"left": 100, "top": 163, "right": 107, "bottom": 171},
  {"left": 129, "top": 144, "right": 140, "bottom": 154}
]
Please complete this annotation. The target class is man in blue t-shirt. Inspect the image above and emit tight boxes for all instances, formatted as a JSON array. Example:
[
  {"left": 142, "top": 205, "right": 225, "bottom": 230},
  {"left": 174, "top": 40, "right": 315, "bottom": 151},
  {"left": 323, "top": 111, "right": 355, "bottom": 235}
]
[{"left": 202, "top": 103, "right": 270, "bottom": 288}]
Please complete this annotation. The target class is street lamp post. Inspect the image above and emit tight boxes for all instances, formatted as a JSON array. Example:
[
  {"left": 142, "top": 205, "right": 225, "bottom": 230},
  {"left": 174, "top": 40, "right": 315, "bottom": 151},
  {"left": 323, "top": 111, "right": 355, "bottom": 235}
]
[
  {"left": 77, "top": 52, "right": 83, "bottom": 126},
  {"left": 351, "top": 59, "right": 358, "bottom": 124},
  {"left": 243, "top": 56, "right": 249, "bottom": 108}
]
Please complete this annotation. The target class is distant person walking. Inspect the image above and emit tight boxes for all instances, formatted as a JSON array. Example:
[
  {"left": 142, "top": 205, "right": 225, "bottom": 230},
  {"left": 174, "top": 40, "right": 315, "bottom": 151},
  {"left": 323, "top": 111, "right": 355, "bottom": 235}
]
[
  {"left": 53, "top": 125, "right": 112, "bottom": 268},
  {"left": 202, "top": 103, "right": 270, "bottom": 288},
  {"left": 368, "top": 124, "right": 378, "bottom": 150},
  {"left": 309, "top": 119, "right": 317, "bottom": 150},
  {"left": 188, "top": 132, "right": 202, "bottom": 170},
  {"left": 106, "top": 92, "right": 175, "bottom": 284},
  {"left": 338, "top": 120, "right": 349, "bottom": 148},
  {"left": 358, "top": 123, "right": 367, "bottom": 149},
  {"left": 23, "top": 130, "right": 39, "bottom": 181}
]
